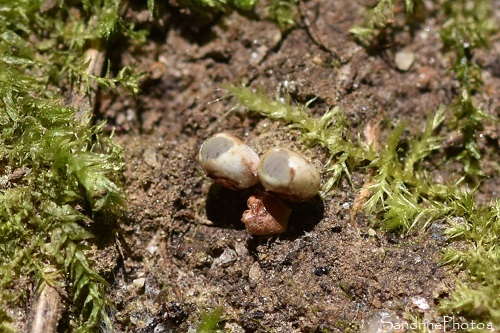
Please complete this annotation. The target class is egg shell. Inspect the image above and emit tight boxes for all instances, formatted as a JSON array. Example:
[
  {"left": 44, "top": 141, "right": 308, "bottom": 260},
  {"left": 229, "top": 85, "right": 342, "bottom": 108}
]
[
  {"left": 258, "top": 147, "right": 321, "bottom": 201},
  {"left": 199, "top": 133, "right": 260, "bottom": 190},
  {"left": 241, "top": 191, "right": 291, "bottom": 235}
]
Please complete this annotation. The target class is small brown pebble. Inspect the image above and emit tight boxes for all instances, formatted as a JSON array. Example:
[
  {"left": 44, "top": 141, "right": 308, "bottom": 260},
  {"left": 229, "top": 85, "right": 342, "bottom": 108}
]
[
  {"left": 241, "top": 191, "right": 291, "bottom": 235},
  {"left": 416, "top": 66, "right": 437, "bottom": 90}
]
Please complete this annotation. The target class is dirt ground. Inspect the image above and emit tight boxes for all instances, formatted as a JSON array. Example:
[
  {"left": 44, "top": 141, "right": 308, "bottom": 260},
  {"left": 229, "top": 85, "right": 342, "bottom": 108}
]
[{"left": 93, "top": 1, "right": 500, "bottom": 332}]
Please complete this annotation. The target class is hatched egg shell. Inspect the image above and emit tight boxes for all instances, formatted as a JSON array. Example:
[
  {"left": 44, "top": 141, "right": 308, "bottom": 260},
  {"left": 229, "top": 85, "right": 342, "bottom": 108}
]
[
  {"left": 241, "top": 191, "right": 291, "bottom": 235},
  {"left": 258, "top": 148, "right": 321, "bottom": 201},
  {"left": 199, "top": 133, "right": 260, "bottom": 190}
]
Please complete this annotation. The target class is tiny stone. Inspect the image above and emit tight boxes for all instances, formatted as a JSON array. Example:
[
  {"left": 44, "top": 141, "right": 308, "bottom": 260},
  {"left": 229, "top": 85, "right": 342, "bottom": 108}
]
[
  {"left": 337, "top": 63, "right": 353, "bottom": 86},
  {"left": 147, "top": 245, "right": 158, "bottom": 254},
  {"left": 248, "top": 262, "right": 264, "bottom": 283},
  {"left": 234, "top": 241, "right": 249, "bottom": 257},
  {"left": 194, "top": 252, "right": 212, "bottom": 268},
  {"left": 153, "top": 323, "right": 166, "bottom": 333},
  {"left": 143, "top": 147, "right": 159, "bottom": 168},
  {"left": 371, "top": 298, "right": 382, "bottom": 308},
  {"left": 411, "top": 296, "right": 430, "bottom": 310},
  {"left": 132, "top": 277, "right": 146, "bottom": 289},
  {"left": 313, "top": 266, "right": 330, "bottom": 276},
  {"left": 394, "top": 50, "right": 415, "bottom": 71},
  {"left": 312, "top": 55, "right": 324, "bottom": 65},
  {"left": 212, "top": 248, "right": 238, "bottom": 268},
  {"left": 224, "top": 322, "right": 245, "bottom": 333}
]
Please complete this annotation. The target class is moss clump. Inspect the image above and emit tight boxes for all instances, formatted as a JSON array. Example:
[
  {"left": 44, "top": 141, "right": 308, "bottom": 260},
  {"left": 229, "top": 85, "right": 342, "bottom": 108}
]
[
  {"left": 439, "top": 197, "right": 500, "bottom": 328},
  {"left": 350, "top": 0, "right": 421, "bottom": 46},
  {"left": 265, "top": 0, "right": 298, "bottom": 31},
  {"left": 352, "top": 0, "right": 497, "bottom": 178},
  {"left": 439, "top": 0, "right": 497, "bottom": 177},
  {"left": 346, "top": 1, "right": 498, "bottom": 328},
  {"left": 0, "top": 1, "right": 142, "bottom": 331},
  {"left": 170, "top": 0, "right": 258, "bottom": 14},
  {"left": 0, "top": 61, "right": 125, "bottom": 331}
]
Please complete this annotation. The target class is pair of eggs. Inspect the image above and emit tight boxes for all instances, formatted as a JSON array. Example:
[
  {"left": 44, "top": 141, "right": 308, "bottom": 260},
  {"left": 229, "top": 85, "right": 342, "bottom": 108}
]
[{"left": 198, "top": 133, "right": 321, "bottom": 201}]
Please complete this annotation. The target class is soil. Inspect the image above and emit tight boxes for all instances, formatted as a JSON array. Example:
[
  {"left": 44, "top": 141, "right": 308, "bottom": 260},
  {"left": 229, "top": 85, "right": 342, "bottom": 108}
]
[{"left": 90, "top": 1, "right": 499, "bottom": 332}]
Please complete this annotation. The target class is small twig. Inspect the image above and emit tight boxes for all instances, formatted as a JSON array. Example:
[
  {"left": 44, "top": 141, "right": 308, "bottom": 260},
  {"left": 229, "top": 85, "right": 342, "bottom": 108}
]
[
  {"left": 350, "top": 117, "right": 382, "bottom": 225},
  {"left": 30, "top": 284, "right": 62, "bottom": 333},
  {"left": 73, "top": 44, "right": 107, "bottom": 124}
]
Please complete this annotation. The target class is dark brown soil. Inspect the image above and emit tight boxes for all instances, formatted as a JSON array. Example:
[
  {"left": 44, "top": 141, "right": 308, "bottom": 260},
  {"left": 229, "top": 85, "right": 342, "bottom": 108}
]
[{"left": 95, "top": 1, "right": 500, "bottom": 332}]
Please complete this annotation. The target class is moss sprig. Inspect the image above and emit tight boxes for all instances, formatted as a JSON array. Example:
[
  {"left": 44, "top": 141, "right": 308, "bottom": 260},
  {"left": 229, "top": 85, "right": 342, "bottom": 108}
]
[
  {"left": 350, "top": 0, "right": 419, "bottom": 47},
  {"left": 265, "top": 0, "right": 298, "bottom": 31},
  {"left": 173, "top": 0, "right": 258, "bottom": 14},
  {"left": 439, "top": 197, "right": 500, "bottom": 328},
  {"left": 196, "top": 307, "right": 225, "bottom": 333},
  {"left": 439, "top": 0, "right": 498, "bottom": 178}
]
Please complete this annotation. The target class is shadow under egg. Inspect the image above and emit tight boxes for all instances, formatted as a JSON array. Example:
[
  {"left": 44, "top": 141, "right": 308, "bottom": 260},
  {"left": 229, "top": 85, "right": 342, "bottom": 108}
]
[
  {"left": 205, "top": 182, "right": 324, "bottom": 237},
  {"left": 205, "top": 182, "right": 253, "bottom": 230},
  {"left": 283, "top": 195, "right": 325, "bottom": 239}
]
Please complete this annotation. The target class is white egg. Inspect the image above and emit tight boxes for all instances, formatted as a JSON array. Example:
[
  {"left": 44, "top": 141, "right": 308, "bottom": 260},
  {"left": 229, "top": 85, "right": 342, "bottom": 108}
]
[
  {"left": 258, "top": 147, "right": 320, "bottom": 201},
  {"left": 199, "top": 133, "right": 260, "bottom": 190}
]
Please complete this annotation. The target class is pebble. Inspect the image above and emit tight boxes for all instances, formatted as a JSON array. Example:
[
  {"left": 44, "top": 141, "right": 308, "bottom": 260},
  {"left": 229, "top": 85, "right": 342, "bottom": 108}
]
[
  {"left": 132, "top": 277, "right": 146, "bottom": 289},
  {"left": 212, "top": 248, "right": 238, "bottom": 268},
  {"left": 248, "top": 262, "right": 264, "bottom": 283},
  {"left": 143, "top": 147, "right": 159, "bottom": 168},
  {"left": 395, "top": 50, "right": 415, "bottom": 71},
  {"left": 411, "top": 296, "right": 430, "bottom": 310}
]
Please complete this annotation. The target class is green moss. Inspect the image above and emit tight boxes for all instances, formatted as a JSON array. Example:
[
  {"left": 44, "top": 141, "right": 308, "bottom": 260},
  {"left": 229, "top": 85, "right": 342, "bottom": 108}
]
[
  {"left": 439, "top": 0, "right": 497, "bottom": 178},
  {"left": 0, "top": 64, "right": 125, "bottom": 331},
  {"left": 349, "top": 2, "right": 499, "bottom": 328},
  {"left": 196, "top": 307, "right": 226, "bottom": 333},
  {"left": 350, "top": 0, "right": 420, "bottom": 46},
  {"left": 353, "top": 0, "right": 497, "bottom": 178},
  {"left": 173, "top": 0, "right": 258, "bottom": 13},
  {"left": 0, "top": 1, "right": 141, "bottom": 331},
  {"left": 439, "top": 198, "right": 500, "bottom": 328},
  {"left": 265, "top": 0, "right": 298, "bottom": 31},
  {"left": 440, "top": 0, "right": 496, "bottom": 53}
]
